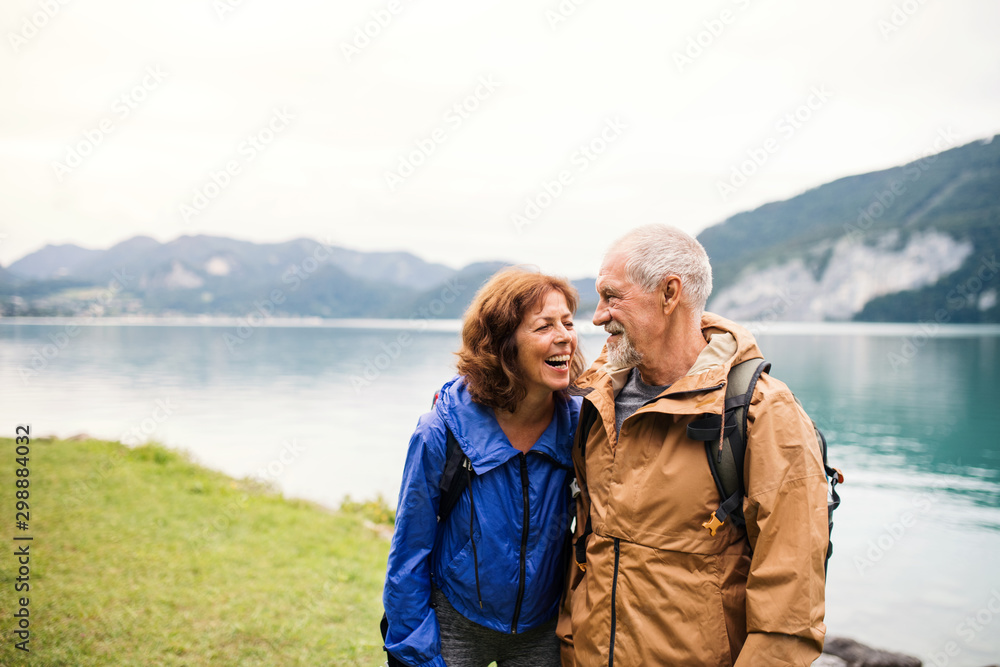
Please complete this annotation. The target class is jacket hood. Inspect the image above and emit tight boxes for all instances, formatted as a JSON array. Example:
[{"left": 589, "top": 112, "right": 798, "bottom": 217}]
[
  {"left": 435, "top": 375, "right": 578, "bottom": 473},
  {"left": 576, "top": 312, "right": 764, "bottom": 397}
]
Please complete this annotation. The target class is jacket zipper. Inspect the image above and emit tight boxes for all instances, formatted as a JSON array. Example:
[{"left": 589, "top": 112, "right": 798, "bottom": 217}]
[
  {"left": 603, "top": 382, "right": 723, "bottom": 663},
  {"left": 609, "top": 537, "right": 620, "bottom": 667},
  {"left": 511, "top": 453, "right": 530, "bottom": 633}
]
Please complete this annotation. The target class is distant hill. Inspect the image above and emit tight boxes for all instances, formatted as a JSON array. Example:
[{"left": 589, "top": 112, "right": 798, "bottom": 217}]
[
  {"left": 700, "top": 135, "right": 1000, "bottom": 323},
  {"left": 0, "top": 234, "right": 602, "bottom": 320},
  {"left": 8, "top": 235, "right": 454, "bottom": 290},
  {"left": 7, "top": 242, "right": 104, "bottom": 279},
  {"left": 0, "top": 235, "right": 488, "bottom": 318},
  {"left": 4, "top": 136, "right": 997, "bottom": 322}
]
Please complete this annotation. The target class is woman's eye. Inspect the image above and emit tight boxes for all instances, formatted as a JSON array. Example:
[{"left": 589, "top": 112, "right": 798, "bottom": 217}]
[{"left": 564, "top": 321, "right": 574, "bottom": 329}]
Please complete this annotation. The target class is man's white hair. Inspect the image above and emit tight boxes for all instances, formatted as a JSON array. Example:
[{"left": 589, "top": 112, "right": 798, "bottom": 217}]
[{"left": 607, "top": 224, "right": 713, "bottom": 313}]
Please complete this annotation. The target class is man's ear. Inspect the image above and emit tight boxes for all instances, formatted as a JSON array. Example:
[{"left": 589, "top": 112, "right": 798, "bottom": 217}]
[{"left": 661, "top": 276, "right": 682, "bottom": 316}]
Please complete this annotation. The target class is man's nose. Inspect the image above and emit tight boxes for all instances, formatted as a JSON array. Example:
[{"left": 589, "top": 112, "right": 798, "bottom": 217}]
[{"left": 593, "top": 299, "right": 610, "bottom": 327}]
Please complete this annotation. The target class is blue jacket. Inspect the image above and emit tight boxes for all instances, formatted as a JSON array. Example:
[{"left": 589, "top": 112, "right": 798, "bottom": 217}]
[{"left": 383, "top": 376, "right": 581, "bottom": 667}]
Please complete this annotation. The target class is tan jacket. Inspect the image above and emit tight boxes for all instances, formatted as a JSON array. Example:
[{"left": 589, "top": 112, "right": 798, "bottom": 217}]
[{"left": 559, "top": 313, "right": 827, "bottom": 666}]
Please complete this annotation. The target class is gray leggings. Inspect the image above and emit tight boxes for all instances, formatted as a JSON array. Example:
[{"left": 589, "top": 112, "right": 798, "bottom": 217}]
[{"left": 432, "top": 587, "right": 561, "bottom": 667}]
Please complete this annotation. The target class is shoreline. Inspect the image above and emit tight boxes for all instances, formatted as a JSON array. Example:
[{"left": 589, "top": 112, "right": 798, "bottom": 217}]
[{"left": 3, "top": 314, "right": 1000, "bottom": 337}]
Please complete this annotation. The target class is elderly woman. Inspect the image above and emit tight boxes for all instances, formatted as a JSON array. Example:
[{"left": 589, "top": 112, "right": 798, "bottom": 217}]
[{"left": 382, "top": 267, "right": 585, "bottom": 667}]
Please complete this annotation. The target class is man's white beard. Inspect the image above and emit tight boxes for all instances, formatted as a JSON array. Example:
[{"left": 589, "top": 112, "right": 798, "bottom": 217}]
[{"left": 606, "top": 322, "right": 642, "bottom": 368}]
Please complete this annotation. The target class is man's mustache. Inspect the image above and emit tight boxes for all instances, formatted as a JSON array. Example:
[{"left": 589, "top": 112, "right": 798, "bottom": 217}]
[{"left": 605, "top": 322, "right": 625, "bottom": 335}]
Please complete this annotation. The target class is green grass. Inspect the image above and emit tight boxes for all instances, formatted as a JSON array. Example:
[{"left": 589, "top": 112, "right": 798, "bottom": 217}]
[{"left": 0, "top": 437, "right": 392, "bottom": 666}]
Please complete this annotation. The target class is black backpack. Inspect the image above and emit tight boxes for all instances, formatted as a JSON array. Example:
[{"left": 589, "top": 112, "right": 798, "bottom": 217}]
[
  {"left": 686, "top": 358, "right": 842, "bottom": 570},
  {"left": 574, "top": 359, "right": 842, "bottom": 574}
]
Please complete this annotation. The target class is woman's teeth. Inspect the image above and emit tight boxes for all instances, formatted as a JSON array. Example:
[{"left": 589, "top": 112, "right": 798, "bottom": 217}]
[{"left": 545, "top": 354, "right": 570, "bottom": 368}]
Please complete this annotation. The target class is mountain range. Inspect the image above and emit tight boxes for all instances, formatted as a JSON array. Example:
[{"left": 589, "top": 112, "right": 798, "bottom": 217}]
[{"left": 2, "top": 135, "right": 997, "bottom": 323}]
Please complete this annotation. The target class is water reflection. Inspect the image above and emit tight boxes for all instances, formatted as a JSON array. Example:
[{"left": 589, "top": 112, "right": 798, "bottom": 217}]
[{"left": 2, "top": 321, "right": 1000, "bottom": 664}]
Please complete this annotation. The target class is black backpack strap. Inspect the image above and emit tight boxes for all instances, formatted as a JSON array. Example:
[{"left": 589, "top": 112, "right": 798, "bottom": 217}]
[
  {"left": 576, "top": 395, "right": 600, "bottom": 460},
  {"left": 573, "top": 397, "right": 601, "bottom": 571},
  {"left": 437, "top": 423, "right": 484, "bottom": 607},
  {"left": 437, "top": 425, "right": 472, "bottom": 524},
  {"left": 687, "top": 358, "right": 770, "bottom": 534},
  {"left": 688, "top": 361, "right": 845, "bottom": 577}
]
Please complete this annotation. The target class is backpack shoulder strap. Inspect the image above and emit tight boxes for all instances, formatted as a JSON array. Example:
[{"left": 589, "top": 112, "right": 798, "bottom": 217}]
[
  {"left": 437, "top": 425, "right": 472, "bottom": 524},
  {"left": 430, "top": 389, "right": 473, "bottom": 524},
  {"left": 688, "top": 358, "right": 770, "bottom": 533},
  {"left": 577, "top": 397, "right": 601, "bottom": 459},
  {"left": 573, "top": 397, "right": 601, "bottom": 570},
  {"left": 432, "top": 413, "right": 484, "bottom": 607}
]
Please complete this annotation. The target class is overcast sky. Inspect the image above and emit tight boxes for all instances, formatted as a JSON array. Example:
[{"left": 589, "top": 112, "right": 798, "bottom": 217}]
[{"left": 2, "top": 0, "right": 998, "bottom": 278}]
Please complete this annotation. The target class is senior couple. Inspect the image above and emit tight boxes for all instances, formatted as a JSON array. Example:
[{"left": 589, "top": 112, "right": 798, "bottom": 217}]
[{"left": 382, "top": 225, "right": 829, "bottom": 666}]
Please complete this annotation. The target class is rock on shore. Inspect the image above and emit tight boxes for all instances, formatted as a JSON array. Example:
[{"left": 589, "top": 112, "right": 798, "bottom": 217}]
[{"left": 815, "top": 636, "right": 999, "bottom": 667}]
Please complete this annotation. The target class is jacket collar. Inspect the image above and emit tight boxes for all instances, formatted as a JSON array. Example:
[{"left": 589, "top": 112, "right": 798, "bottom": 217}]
[
  {"left": 576, "top": 312, "right": 763, "bottom": 413},
  {"left": 436, "top": 376, "right": 577, "bottom": 474}
]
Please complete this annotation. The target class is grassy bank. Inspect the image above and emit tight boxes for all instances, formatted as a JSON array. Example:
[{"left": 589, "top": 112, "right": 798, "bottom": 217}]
[{"left": 0, "top": 437, "right": 392, "bottom": 666}]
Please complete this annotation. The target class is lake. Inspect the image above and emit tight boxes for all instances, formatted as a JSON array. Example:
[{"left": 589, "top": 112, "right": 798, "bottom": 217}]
[{"left": 2, "top": 318, "right": 999, "bottom": 665}]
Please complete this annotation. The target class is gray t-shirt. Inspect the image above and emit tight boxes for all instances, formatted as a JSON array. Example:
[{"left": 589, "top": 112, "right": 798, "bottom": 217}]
[{"left": 614, "top": 367, "right": 671, "bottom": 436}]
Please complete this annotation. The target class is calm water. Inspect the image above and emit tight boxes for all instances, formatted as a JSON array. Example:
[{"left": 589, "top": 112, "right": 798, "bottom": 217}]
[{"left": 2, "top": 319, "right": 999, "bottom": 665}]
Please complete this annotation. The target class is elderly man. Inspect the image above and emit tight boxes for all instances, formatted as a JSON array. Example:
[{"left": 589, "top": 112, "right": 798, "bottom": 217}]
[{"left": 559, "top": 224, "right": 828, "bottom": 666}]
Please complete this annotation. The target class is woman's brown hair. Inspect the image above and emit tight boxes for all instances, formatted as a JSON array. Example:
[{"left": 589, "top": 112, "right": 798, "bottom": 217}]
[{"left": 456, "top": 267, "right": 587, "bottom": 412}]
